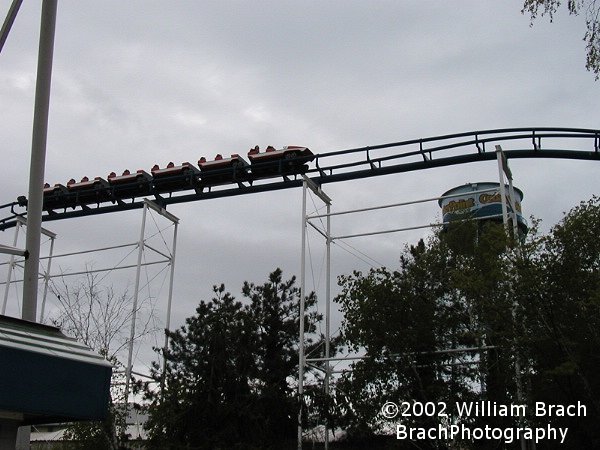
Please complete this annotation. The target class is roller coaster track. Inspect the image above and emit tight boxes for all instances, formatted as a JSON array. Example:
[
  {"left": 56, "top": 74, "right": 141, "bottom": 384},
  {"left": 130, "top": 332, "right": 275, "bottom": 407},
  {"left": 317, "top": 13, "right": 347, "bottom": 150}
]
[{"left": 0, "top": 127, "right": 598, "bottom": 231}]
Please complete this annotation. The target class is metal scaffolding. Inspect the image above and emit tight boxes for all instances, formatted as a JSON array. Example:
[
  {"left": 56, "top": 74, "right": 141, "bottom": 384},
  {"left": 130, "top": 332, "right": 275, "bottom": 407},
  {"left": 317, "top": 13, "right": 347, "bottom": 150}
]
[
  {"left": 1, "top": 216, "right": 56, "bottom": 317},
  {"left": 0, "top": 200, "right": 179, "bottom": 421},
  {"left": 123, "top": 200, "right": 179, "bottom": 412},
  {"left": 297, "top": 149, "right": 524, "bottom": 448}
]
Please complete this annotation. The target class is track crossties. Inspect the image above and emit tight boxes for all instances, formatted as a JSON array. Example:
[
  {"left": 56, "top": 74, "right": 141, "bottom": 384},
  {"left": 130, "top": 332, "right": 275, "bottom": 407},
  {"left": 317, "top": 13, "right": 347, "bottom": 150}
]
[{"left": 1, "top": 127, "right": 598, "bottom": 231}]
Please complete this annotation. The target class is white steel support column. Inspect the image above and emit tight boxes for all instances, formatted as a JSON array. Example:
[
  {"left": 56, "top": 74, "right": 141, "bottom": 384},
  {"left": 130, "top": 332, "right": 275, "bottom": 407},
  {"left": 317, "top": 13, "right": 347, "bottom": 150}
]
[
  {"left": 496, "top": 146, "right": 510, "bottom": 233},
  {"left": 298, "top": 176, "right": 331, "bottom": 450},
  {"left": 324, "top": 202, "right": 331, "bottom": 450},
  {"left": 124, "top": 199, "right": 179, "bottom": 420},
  {"left": 39, "top": 232, "right": 56, "bottom": 322},
  {"left": 298, "top": 180, "right": 307, "bottom": 450},
  {"left": 0, "top": 0, "right": 24, "bottom": 54},
  {"left": 2, "top": 220, "right": 22, "bottom": 315},
  {"left": 495, "top": 145, "right": 528, "bottom": 450},
  {"left": 22, "top": 0, "right": 58, "bottom": 323},
  {"left": 161, "top": 220, "right": 179, "bottom": 390},
  {"left": 508, "top": 178, "right": 520, "bottom": 239},
  {"left": 124, "top": 203, "right": 148, "bottom": 412},
  {"left": 2, "top": 217, "right": 56, "bottom": 318},
  {"left": 497, "top": 145, "right": 520, "bottom": 239}
]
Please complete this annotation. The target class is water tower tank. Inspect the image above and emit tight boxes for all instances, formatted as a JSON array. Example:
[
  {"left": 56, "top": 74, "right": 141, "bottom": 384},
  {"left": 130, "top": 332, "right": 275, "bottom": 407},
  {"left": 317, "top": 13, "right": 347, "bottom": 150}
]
[{"left": 438, "top": 182, "right": 528, "bottom": 233}]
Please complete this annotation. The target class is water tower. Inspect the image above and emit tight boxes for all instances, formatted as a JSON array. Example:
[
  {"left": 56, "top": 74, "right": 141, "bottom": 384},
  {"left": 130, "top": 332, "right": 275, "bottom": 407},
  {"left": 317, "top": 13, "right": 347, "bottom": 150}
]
[{"left": 438, "top": 182, "right": 528, "bottom": 235}]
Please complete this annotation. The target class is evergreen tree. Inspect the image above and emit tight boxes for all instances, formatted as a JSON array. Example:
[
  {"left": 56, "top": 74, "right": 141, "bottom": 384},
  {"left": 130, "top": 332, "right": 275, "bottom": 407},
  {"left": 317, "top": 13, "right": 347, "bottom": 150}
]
[{"left": 144, "top": 269, "right": 320, "bottom": 449}]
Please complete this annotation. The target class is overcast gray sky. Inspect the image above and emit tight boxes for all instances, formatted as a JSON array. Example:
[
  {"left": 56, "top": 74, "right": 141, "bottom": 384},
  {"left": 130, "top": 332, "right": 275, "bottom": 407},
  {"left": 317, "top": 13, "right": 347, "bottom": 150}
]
[{"left": 1, "top": 1, "right": 599, "bottom": 372}]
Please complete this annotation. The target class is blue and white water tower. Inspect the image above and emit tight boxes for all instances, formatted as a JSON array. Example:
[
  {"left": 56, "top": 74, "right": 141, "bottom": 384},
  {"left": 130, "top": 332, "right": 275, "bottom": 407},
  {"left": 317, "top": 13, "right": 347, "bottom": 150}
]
[{"left": 438, "top": 182, "right": 528, "bottom": 234}]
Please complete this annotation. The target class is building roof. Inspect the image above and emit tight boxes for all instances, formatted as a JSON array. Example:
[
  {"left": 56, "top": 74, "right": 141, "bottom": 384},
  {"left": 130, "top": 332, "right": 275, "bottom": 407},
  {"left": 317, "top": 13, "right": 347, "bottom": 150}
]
[{"left": 0, "top": 315, "right": 113, "bottom": 425}]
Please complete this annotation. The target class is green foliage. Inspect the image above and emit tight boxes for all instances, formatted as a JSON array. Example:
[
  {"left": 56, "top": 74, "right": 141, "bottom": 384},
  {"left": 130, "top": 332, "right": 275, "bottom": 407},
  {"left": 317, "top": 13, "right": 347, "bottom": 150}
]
[
  {"left": 144, "top": 269, "right": 320, "bottom": 449},
  {"left": 335, "top": 199, "right": 600, "bottom": 447},
  {"left": 334, "top": 226, "right": 504, "bottom": 445},
  {"left": 145, "top": 285, "right": 257, "bottom": 448},
  {"left": 61, "top": 400, "right": 126, "bottom": 450},
  {"left": 522, "top": 0, "right": 600, "bottom": 78},
  {"left": 514, "top": 197, "right": 600, "bottom": 448}
]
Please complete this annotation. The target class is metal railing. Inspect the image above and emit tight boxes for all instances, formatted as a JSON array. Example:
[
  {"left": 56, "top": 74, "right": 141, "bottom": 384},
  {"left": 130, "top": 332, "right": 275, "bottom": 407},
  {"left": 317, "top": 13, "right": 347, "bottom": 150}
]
[{"left": 1, "top": 127, "right": 598, "bottom": 231}]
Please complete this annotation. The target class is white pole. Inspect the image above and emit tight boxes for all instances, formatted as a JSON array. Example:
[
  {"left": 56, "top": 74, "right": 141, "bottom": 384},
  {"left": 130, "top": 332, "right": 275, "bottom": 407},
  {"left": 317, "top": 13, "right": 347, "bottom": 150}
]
[
  {"left": 324, "top": 202, "right": 331, "bottom": 450},
  {"left": 39, "top": 234, "right": 55, "bottom": 322},
  {"left": 124, "top": 203, "right": 148, "bottom": 412},
  {"left": 496, "top": 146, "right": 509, "bottom": 233},
  {"left": 2, "top": 220, "right": 21, "bottom": 314},
  {"left": 298, "top": 180, "right": 307, "bottom": 450},
  {"left": 22, "top": 0, "right": 58, "bottom": 322},
  {"left": 308, "top": 187, "right": 499, "bottom": 220},
  {"left": 508, "top": 178, "right": 520, "bottom": 239},
  {"left": 0, "top": 0, "right": 24, "bottom": 54},
  {"left": 495, "top": 147, "right": 527, "bottom": 450},
  {"left": 161, "top": 221, "right": 178, "bottom": 389}
]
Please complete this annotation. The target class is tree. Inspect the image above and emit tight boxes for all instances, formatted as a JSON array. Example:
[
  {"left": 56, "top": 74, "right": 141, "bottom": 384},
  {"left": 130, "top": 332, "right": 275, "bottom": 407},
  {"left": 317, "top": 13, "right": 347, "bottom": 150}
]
[
  {"left": 334, "top": 198, "right": 600, "bottom": 448},
  {"left": 242, "top": 269, "right": 322, "bottom": 445},
  {"left": 334, "top": 222, "right": 510, "bottom": 448},
  {"left": 144, "top": 269, "right": 321, "bottom": 449},
  {"left": 49, "top": 270, "right": 156, "bottom": 361},
  {"left": 48, "top": 270, "right": 158, "bottom": 449},
  {"left": 144, "top": 284, "right": 258, "bottom": 449},
  {"left": 522, "top": 0, "right": 600, "bottom": 78},
  {"left": 513, "top": 197, "right": 600, "bottom": 448}
]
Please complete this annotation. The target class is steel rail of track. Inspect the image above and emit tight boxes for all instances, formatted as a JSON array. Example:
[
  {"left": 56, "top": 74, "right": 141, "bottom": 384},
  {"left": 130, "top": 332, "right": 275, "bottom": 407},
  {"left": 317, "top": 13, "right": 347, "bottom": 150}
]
[{"left": 0, "top": 127, "right": 598, "bottom": 231}]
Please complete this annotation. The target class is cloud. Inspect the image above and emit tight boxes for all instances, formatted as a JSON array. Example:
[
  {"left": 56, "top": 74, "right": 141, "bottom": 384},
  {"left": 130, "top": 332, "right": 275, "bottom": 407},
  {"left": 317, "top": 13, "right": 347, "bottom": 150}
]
[{"left": 0, "top": 1, "right": 599, "bottom": 374}]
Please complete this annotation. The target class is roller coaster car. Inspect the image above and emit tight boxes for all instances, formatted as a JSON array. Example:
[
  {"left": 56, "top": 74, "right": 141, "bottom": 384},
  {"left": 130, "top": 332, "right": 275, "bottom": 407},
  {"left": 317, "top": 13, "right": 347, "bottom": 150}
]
[
  {"left": 66, "top": 176, "right": 111, "bottom": 206},
  {"left": 151, "top": 161, "right": 200, "bottom": 194},
  {"left": 43, "top": 183, "right": 71, "bottom": 211},
  {"left": 108, "top": 169, "right": 152, "bottom": 200},
  {"left": 198, "top": 154, "right": 249, "bottom": 185},
  {"left": 247, "top": 145, "right": 314, "bottom": 178}
]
